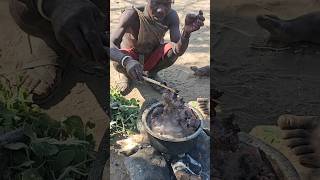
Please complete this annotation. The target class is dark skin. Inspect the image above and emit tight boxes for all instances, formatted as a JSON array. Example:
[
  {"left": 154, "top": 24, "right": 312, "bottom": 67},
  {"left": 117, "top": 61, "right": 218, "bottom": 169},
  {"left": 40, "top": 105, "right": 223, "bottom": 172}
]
[
  {"left": 41, "top": 0, "right": 108, "bottom": 63},
  {"left": 10, "top": 1, "right": 108, "bottom": 179},
  {"left": 110, "top": 0, "right": 205, "bottom": 81}
]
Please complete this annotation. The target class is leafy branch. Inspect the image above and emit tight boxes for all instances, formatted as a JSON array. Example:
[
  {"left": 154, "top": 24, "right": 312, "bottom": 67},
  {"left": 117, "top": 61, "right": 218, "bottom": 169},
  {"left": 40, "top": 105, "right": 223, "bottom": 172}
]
[
  {"left": 110, "top": 88, "right": 140, "bottom": 140},
  {"left": 0, "top": 80, "right": 96, "bottom": 180}
]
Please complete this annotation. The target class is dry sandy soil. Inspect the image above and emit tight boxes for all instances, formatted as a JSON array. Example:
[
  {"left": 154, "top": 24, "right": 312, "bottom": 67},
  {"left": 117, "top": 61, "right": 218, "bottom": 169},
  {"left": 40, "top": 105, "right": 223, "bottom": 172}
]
[
  {"left": 213, "top": 0, "right": 320, "bottom": 179},
  {"left": 0, "top": 0, "right": 210, "bottom": 179},
  {"left": 0, "top": 0, "right": 108, "bottom": 147},
  {"left": 109, "top": 0, "right": 210, "bottom": 179},
  {"left": 213, "top": 0, "right": 320, "bottom": 132},
  {"left": 2, "top": 0, "right": 320, "bottom": 179},
  {"left": 0, "top": 0, "right": 108, "bottom": 177},
  {"left": 110, "top": 0, "right": 210, "bottom": 103}
]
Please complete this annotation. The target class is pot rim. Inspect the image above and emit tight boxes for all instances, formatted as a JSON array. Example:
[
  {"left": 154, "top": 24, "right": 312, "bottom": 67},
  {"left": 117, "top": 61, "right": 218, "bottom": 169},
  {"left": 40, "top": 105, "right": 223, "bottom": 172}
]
[
  {"left": 239, "top": 132, "right": 300, "bottom": 180},
  {"left": 142, "top": 101, "right": 204, "bottom": 142}
]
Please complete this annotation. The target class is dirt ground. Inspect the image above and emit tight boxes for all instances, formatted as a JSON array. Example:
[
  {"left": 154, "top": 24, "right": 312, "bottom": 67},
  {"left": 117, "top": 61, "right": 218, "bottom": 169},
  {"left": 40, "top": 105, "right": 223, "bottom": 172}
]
[
  {"left": 0, "top": 0, "right": 108, "bottom": 175},
  {"left": 0, "top": 0, "right": 209, "bottom": 179},
  {"left": 109, "top": 0, "right": 210, "bottom": 179},
  {"left": 213, "top": 0, "right": 320, "bottom": 179},
  {"left": 213, "top": 0, "right": 320, "bottom": 132},
  {"left": 2, "top": 0, "right": 320, "bottom": 179},
  {"left": 110, "top": 0, "right": 210, "bottom": 103}
]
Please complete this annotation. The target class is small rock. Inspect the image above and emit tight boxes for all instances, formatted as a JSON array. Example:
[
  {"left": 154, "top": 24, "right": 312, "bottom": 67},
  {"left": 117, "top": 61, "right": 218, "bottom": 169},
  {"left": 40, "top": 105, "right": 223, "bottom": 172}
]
[{"left": 124, "top": 147, "right": 171, "bottom": 180}]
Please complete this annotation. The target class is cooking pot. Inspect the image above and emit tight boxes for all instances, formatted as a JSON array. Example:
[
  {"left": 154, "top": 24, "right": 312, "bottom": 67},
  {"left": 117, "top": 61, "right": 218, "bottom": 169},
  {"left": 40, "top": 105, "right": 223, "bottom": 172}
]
[{"left": 141, "top": 102, "right": 204, "bottom": 155}]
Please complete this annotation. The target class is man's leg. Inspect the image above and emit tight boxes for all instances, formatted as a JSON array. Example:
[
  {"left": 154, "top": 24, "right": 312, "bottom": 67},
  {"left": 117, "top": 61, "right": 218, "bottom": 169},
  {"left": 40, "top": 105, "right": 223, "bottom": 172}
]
[
  {"left": 9, "top": 0, "right": 65, "bottom": 54},
  {"left": 149, "top": 49, "right": 178, "bottom": 78},
  {"left": 112, "top": 48, "right": 177, "bottom": 95},
  {"left": 148, "top": 49, "right": 178, "bottom": 91},
  {"left": 9, "top": 0, "right": 67, "bottom": 103},
  {"left": 112, "top": 61, "right": 134, "bottom": 96}
]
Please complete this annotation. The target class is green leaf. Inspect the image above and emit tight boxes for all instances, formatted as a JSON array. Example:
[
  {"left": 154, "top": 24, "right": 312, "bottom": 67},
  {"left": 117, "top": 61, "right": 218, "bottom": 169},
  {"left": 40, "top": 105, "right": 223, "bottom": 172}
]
[
  {"left": 0, "top": 81, "right": 96, "bottom": 179},
  {"left": 4, "top": 142, "right": 28, "bottom": 150},
  {"left": 110, "top": 121, "right": 116, "bottom": 126},
  {"left": 12, "top": 150, "right": 29, "bottom": 165},
  {"left": 85, "top": 134, "right": 95, "bottom": 146},
  {"left": 1, "top": 112, "right": 15, "bottom": 126},
  {"left": 21, "top": 160, "right": 35, "bottom": 167},
  {"left": 14, "top": 161, "right": 35, "bottom": 168},
  {"left": 49, "top": 138, "right": 89, "bottom": 146},
  {"left": 64, "top": 178, "right": 75, "bottom": 180},
  {"left": 72, "top": 147, "right": 87, "bottom": 164},
  {"left": 63, "top": 116, "right": 85, "bottom": 139},
  {"left": 51, "top": 150, "right": 75, "bottom": 172},
  {"left": 21, "top": 169, "right": 43, "bottom": 180},
  {"left": 30, "top": 142, "right": 59, "bottom": 157},
  {"left": 85, "top": 121, "right": 95, "bottom": 129},
  {"left": 23, "top": 124, "right": 36, "bottom": 140}
]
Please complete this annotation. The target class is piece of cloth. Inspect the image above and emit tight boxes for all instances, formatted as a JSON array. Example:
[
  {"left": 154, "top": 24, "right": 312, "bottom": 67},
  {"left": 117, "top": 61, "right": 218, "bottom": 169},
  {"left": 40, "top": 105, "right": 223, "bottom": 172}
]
[
  {"left": 120, "top": 43, "right": 173, "bottom": 71},
  {"left": 133, "top": 7, "right": 169, "bottom": 55}
]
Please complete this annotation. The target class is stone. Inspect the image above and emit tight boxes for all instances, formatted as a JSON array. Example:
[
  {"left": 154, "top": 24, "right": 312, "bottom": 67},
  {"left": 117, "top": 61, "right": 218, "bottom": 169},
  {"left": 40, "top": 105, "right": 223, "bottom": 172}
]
[{"left": 124, "top": 147, "right": 171, "bottom": 180}]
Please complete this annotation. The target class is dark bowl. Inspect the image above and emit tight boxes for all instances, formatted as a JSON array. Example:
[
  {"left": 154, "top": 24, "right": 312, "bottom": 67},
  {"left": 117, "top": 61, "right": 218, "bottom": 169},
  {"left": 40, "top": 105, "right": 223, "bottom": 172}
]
[{"left": 141, "top": 102, "right": 204, "bottom": 155}]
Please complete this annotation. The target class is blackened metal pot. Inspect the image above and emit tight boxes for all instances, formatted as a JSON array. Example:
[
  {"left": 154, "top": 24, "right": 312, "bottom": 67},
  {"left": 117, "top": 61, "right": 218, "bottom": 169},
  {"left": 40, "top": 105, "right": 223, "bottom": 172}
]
[{"left": 141, "top": 102, "right": 204, "bottom": 155}]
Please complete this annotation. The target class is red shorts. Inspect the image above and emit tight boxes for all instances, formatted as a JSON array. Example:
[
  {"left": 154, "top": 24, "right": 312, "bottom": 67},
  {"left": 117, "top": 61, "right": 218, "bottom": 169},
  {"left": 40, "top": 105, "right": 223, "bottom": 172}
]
[{"left": 120, "top": 43, "right": 173, "bottom": 71}]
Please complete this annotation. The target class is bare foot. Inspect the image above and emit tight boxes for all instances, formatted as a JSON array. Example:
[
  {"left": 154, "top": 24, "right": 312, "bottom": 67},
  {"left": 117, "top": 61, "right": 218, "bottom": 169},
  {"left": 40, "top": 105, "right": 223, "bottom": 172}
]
[
  {"left": 115, "top": 72, "right": 133, "bottom": 96},
  {"left": 256, "top": 14, "right": 293, "bottom": 43},
  {"left": 20, "top": 41, "right": 64, "bottom": 103},
  {"left": 190, "top": 65, "right": 210, "bottom": 77},
  {"left": 197, "top": 97, "right": 209, "bottom": 116},
  {"left": 277, "top": 114, "right": 320, "bottom": 168}
]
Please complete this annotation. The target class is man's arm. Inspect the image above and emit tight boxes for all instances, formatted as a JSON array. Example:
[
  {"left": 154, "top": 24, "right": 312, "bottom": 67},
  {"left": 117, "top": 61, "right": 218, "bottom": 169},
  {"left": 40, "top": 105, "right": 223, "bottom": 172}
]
[
  {"left": 9, "top": 0, "right": 108, "bottom": 63},
  {"left": 168, "top": 11, "right": 190, "bottom": 56},
  {"left": 109, "top": 9, "right": 135, "bottom": 64},
  {"left": 109, "top": 9, "right": 144, "bottom": 81},
  {"left": 169, "top": 10, "right": 205, "bottom": 57}
]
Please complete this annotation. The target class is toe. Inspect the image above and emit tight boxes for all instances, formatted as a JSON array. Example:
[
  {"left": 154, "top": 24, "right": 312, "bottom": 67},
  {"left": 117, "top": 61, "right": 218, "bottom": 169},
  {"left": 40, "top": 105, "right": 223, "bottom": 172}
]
[
  {"left": 286, "top": 138, "right": 310, "bottom": 148},
  {"left": 281, "top": 129, "right": 310, "bottom": 139},
  {"left": 292, "top": 145, "right": 315, "bottom": 155},
  {"left": 278, "top": 114, "right": 317, "bottom": 130},
  {"left": 190, "top": 66, "right": 198, "bottom": 72},
  {"left": 299, "top": 154, "right": 320, "bottom": 168}
]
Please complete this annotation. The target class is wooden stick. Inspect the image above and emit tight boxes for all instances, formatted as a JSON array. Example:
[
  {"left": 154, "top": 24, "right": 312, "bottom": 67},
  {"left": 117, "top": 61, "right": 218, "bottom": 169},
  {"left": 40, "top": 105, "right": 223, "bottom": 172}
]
[{"left": 143, "top": 76, "right": 178, "bottom": 94}]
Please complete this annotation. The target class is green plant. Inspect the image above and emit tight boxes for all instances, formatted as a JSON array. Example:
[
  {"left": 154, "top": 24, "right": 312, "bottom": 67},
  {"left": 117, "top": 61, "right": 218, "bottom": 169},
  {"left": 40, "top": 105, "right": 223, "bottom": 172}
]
[
  {"left": 0, "top": 79, "right": 96, "bottom": 180},
  {"left": 110, "top": 88, "right": 140, "bottom": 140}
]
